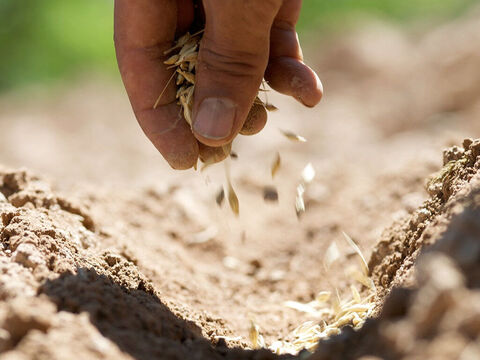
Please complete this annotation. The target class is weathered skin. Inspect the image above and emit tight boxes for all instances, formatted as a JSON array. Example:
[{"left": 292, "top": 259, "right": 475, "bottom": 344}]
[{"left": 114, "top": 0, "right": 323, "bottom": 170}]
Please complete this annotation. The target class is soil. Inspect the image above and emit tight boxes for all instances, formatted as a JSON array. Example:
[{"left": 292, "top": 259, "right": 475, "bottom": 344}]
[{"left": 1, "top": 7, "right": 480, "bottom": 360}]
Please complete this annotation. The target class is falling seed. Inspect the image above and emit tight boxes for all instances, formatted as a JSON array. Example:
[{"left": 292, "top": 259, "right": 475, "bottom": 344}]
[
  {"left": 295, "top": 184, "right": 306, "bottom": 218},
  {"left": 302, "top": 163, "right": 316, "bottom": 184},
  {"left": 228, "top": 184, "right": 240, "bottom": 216},
  {"left": 230, "top": 151, "right": 238, "bottom": 160},
  {"left": 225, "top": 164, "right": 239, "bottom": 216},
  {"left": 342, "top": 232, "right": 369, "bottom": 276},
  {"left": 263, "top": 186, "right": 279, "bottom": 202},
  {"left": 324, "top": 241, "right": 340, "bottom": 270},
  {"left": 271, "top": 152, "right": 281, "bottom": 178},
  {"left": 281, "top": 129, "right": 307, "bottom": 143},
  {"left": 216, "top": 188, "right": 225, "bottom": 207}
]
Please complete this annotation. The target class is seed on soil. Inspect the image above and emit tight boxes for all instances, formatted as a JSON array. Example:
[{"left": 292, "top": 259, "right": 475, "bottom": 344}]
[
  {"left": 351, "top": 284, "right": 361, "bottom": 303},
  {"left": 249, "top": 321, "right": 265, "bottom": 349},
  {"left": 316, "top": 291, "right": 332, "bottom": 303}
]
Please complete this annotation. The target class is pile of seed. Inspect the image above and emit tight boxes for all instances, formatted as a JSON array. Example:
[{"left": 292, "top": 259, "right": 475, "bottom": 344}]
[
  {"left": 250, "top": 233, "right": 377, "bottom": 355},
  {"left": 160, "top": 30, "right": 274, "bottom": 128}
]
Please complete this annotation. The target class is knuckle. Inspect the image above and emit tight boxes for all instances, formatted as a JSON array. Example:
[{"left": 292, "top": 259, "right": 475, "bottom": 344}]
[
  {"left": 245, "top": 0, "right": 282, "bottom": 17},
  {"left": 198, "top": 40, "right": 265, "bottom": 79}
]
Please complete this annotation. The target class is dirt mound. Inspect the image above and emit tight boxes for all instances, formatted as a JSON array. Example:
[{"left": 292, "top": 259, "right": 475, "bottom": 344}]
[
  {"left": 0, "top": 169, "right": 286, "bottom": 360},
  {"left": 311, "top": 140, "right": 480, "bottom": 359},
  {"left": 1, "top": 8, "right": 480, "bottom": 360},
  {"left": 1, "top": 137, "right": 479, "bottom": 359},
  {"left": 369, "top": 139, "right": 480, "bottom": 297}
]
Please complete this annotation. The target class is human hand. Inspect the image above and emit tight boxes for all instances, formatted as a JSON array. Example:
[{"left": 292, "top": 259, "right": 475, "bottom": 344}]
[{"left": 114, "top": 0, "right": 323, "bottom": 170}]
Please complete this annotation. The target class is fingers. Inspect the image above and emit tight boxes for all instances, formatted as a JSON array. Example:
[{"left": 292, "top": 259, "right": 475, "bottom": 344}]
[
  {"left": 240, "top": 103, "right": 268, "bottom": 136},
  {"left": 198, "top": 142, "right": 232, "bottom": 164},
  {"left": 192, "top": 0, "right": 283, "bottom": 147},
  {"left": 265, "top": 0, "right": 323, "bottom": 107},
  {"left": 114, "top": 0, "right": 199, "bottom": 170}
]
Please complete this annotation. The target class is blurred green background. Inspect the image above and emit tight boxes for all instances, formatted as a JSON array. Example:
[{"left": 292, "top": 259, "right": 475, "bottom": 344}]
[{"left": 0, "top": 0, "right": 478, "bottom": 92}]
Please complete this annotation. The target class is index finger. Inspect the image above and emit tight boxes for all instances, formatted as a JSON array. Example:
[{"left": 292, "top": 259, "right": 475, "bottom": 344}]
[{"left": 114, "top": 0, "right": 199, "bottom": 170}]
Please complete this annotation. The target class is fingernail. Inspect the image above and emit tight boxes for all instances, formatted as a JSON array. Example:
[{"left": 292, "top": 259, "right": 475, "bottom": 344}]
[{"left": 194, "top": 98, "right": 236, "bottom": 140}]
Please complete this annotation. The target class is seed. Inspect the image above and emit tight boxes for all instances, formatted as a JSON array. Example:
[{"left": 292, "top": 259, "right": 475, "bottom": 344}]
[
  {"left": 263, "top": 186, "right": 279, "bottom": 202},
  {"left": 271, "top": 152, "right": 281, "bottom": 178},
  {"left": 176, "top": 85, "right": 188, "bottom": 99},
  {"left": 265, "top": 103, "right": 278, "bottom": 112},
  {"left": 228, "top": 186, "right": 239, "bottom": 216},
  {"left": 177, "top": 69, "right": 195, "bottom": 84},
  {"left": 179, "top": 40, "right": 197, "bottom": 56},
  {"left": 216, "top": 188, "right": 225, "bottom": 207},
  {"left": 351, "top": 285, "right": 361, "bottom": 303},
  {"left": 225, "top": 163, "right": 239, "bottom": 216},
  {"left": 281, "top": 129, "right": 307, "bottom": 143},
  {"left": 295, "top": 184, "right": 306, "bottom": 218},
  {"left": 316, "top": 291, "right": 332, "bottom": 303},
  {"left": 164, "top": 54, "right": 180, "bottom": 65},
  {"left": 335, "top": 313, "right": 355, "bottom": 327},
  {"left": 350, "top": 268, "right": 375, "bottom": 290},
  {"left": 324, "top": 242, "right": 340, "bottom": 270},
  {"left": 302, "top": 163, "right": 316, "bottom": 184},
  {"left": 185, "top": 86, "right": 194, "bottom": 107},
  {"left": 249, "top": 321, "right": 265, "bottom": 349},
  {"left": 176, "top": 73, "right": 185, "bottom": 86},
  {"left": 182, "top": 52, "right": 198, "bottom": 62},
  {"left": 343, "top": 232, "right": 369, "bottom": 276}
]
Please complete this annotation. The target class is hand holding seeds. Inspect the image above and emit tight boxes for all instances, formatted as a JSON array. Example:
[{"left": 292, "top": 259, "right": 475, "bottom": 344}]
[{"left": 114, "top": 0, "right": 323, "bottom": 170}]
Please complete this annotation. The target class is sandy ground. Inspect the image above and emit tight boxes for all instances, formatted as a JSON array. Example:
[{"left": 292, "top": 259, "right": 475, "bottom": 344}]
[{"left": 0, "top": 8, "right": 480, "bottom": 360}]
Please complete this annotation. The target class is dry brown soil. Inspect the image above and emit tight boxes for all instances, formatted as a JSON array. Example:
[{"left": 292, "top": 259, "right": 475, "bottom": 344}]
[{"left": 0, "top": 9, "right": 480, "bottom": 360}]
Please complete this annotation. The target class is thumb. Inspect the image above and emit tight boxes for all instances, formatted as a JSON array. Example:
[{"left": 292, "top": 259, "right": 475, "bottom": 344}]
[{"left": 192, "top": 0, "right": 282, "bottom": 147}]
